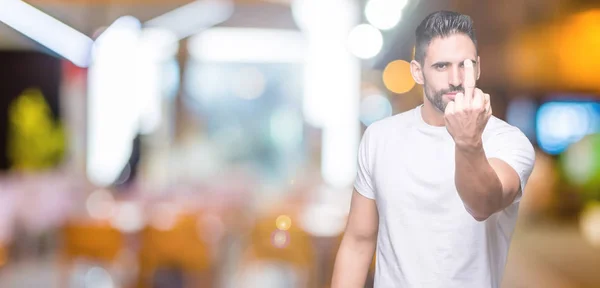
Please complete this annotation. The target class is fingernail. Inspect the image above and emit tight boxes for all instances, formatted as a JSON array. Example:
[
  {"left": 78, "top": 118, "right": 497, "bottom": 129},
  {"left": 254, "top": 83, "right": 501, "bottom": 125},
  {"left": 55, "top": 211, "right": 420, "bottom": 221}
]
[{"left": 465, "top": 60, "right": 473, "bottom": 67}]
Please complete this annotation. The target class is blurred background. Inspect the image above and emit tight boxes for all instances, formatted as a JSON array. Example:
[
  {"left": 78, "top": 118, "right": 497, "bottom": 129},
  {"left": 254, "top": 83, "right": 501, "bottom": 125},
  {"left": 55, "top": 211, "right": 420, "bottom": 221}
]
[{"left": 0, "top": 0, "right": 599, "bottom": 287}]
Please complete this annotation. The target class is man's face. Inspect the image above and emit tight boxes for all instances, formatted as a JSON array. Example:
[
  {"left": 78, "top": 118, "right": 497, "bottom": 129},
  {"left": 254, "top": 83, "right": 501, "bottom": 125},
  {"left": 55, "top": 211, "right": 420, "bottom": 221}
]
[{"left": 420, "top": 33, "right": 479, "bottom": 112}]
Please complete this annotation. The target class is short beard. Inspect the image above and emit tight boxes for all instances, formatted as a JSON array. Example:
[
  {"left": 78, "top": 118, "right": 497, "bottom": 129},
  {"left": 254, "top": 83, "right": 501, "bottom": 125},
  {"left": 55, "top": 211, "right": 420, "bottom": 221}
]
[
  {"left": 425, "top": 87, "right": 447, "bottom": 113},
  {"left": 423, "top": 78, "right": 464, "bottom": 113}
]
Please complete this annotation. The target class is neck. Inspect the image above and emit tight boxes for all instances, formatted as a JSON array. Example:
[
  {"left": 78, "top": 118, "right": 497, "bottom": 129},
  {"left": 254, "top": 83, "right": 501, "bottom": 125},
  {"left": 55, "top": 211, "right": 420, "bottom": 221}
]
[{"left": 421, "top": 97, "right": 446, "bottom": 127}]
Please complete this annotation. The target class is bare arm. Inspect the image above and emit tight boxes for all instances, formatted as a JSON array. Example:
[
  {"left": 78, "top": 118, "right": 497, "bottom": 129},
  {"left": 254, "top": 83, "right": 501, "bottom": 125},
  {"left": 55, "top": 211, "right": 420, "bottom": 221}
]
[
  {"left": 454, "top": 144, "right": 522, "bottom": 221},
  {"left": 331, "top": 189, "right": 379, "bottom": 287},
  {"left": 447, "top": 59, "right": 527, "bottom": 221}
]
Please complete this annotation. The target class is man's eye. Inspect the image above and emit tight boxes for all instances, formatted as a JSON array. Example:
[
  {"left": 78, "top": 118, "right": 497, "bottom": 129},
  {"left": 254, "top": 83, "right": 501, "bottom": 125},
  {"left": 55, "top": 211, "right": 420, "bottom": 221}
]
[{"left": 435, "top": 64, "right": 447, "bottom": 69}]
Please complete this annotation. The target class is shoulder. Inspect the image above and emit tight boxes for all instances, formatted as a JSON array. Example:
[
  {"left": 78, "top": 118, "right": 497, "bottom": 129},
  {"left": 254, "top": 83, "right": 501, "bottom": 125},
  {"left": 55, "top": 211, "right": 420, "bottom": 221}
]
[
  {"left": 484, "top": 116, "right": 535, "bottom": 155},
  {"left": 485, "top": 116, "right": 528, "bottom": 140},
  {"left": 485, "top": 116, "right": 521, "bottom": 135},
  {"left": 364, "top": 107, "right": 418, "bottom": 140}
]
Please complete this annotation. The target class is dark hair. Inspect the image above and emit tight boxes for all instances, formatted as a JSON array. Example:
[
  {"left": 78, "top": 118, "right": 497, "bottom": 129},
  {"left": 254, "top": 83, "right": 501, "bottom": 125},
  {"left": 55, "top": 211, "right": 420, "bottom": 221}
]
[{"left": 414, "top": 11, "right": 477, "bottom": 64}]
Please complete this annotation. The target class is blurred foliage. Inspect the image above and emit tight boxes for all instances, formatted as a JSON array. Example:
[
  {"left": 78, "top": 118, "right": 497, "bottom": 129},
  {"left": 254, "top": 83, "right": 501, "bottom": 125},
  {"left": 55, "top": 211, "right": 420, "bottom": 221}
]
[
  {"left": 560, "top": 134, "right": 600, "bottom": 202},
  {"left": 7, "top": 88, "right": 66, "bottom": 171}
]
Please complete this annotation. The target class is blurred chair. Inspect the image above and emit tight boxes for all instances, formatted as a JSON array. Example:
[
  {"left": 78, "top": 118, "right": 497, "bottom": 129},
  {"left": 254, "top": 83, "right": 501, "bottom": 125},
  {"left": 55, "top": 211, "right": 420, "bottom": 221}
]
[
  {"left": 237, "top": 212, "right": 318, "bottom": 288},
  {"left": 60, "top": 220, "right": 125, "bottom": 286},
  {"left": 0, "top": 242, "right": 7, "bottom": 268},
  {"left": 137, "top": 212, "right": 214, "bottom": 288}
]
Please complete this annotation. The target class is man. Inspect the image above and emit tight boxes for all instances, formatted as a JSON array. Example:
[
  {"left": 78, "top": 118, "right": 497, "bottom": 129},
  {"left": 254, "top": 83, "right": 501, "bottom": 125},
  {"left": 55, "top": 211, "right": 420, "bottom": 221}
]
[{"left": 331, "top": 10, "right": 535, "bottom": 288}]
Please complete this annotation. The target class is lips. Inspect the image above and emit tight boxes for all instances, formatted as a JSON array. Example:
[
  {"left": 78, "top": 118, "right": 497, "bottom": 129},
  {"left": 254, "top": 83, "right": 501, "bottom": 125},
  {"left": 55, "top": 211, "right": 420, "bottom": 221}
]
[{"left": 444, "top": 92, "right": 458, "bottom": 100}]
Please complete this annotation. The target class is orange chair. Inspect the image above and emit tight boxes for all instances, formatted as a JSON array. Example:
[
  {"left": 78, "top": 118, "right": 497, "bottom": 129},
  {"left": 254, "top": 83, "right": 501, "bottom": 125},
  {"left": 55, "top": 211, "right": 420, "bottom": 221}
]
[
  {"left": 239, "top": 212, "right": 317, "bottom": 288},
  {"left": 137, "top": 213, "right": 214, "bottom": 288},
  {"left": 0, "top": 243, "right": 7, "bottom": 268},
  {"left": 60, "top": 220, "right": 125, "bottom": 286}
]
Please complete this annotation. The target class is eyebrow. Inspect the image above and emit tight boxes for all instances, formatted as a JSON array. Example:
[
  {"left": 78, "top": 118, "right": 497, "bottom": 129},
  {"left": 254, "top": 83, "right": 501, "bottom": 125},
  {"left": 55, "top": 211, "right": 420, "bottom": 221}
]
[
  {"left": 431, "top": 61, "right": 451, "bottom": 68},
  {"left": 431, "top": 59, "right": 477, "bottom": 68}
]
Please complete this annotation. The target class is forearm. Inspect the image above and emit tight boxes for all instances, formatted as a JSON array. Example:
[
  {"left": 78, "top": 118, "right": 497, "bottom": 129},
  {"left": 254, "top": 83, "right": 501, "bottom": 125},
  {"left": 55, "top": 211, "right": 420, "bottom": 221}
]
[
  {"left": 454, "top": 142, "right": 504, "bottom": 221},
  {"left": 331, "top": 235, "right": 376, "bottom": 288}
]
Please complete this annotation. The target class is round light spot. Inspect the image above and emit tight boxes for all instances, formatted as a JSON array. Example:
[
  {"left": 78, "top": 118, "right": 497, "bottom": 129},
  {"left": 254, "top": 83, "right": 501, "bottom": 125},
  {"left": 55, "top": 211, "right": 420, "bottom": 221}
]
[
  {"left": 365, "top": 0, "right": 407, "bottom": 30},
  {"left": 150, "top": 202, "right": 180, "bottom": 231},
  {"left": 580, "top": 202, "right": 600, "bottom": 248},
  {"left": 271, "top": 230, "right": 290, "bottom": 248},
  {"left": 347, "top": 24, "right": 383, "bottom": 59},
  {"left": 85, "top": 266, "right": 114, "bottom": 288},
  {"left": 86, "top": 189, "right": 116, "bottom": 220},
  {"left": 563, "top": 136, "right": 595, "bottom": 185},
  {"left": 110, "top": 202, "right": 144, "bottom": 233},
  {"left": 383, "top": 60, "right": 415, "bottom": 94},
  {"left": 276, "top": 215, "right": 292, "bottom": 231},
  {"left": 561, "top": 134, "right": 600, "bottom": 193},
  {"left": 298, "top": 202, "right": 347, "bottom": 237},
  {"left": 360, "top": 94, "right": 392, "bottom": 126}
]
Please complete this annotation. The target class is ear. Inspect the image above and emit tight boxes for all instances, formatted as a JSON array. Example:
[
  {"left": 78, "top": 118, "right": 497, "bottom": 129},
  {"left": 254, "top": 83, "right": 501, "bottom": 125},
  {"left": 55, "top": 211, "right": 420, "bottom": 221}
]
[
  {"left": 476, "top": 56, "right": 481, "bottom": 80},
  {"left": 410, "top": 60, "right": 424, "bottom": 85}
]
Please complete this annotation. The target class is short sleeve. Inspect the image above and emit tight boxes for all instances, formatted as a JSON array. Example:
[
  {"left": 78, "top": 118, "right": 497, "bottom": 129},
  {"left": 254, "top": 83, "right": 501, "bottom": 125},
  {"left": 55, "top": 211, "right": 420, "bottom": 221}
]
[
  {"left": 485, "top": 126, "right": 536, "bottom": 204},
  {"left": 354, "top": 126, "right": 376, "bottom": 199}
]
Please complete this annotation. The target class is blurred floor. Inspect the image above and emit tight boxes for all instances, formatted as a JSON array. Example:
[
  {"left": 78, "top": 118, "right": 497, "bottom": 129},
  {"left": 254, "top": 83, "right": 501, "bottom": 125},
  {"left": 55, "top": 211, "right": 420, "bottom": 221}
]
[
  {"left": 0, "top": 256, "right": 60, "bottom": 288},
  {"left": 504, "top": 222, "right": 600, "bottom": 288},
  {"left": 0, "top": 220, "right": 598, "bottom": 288}
]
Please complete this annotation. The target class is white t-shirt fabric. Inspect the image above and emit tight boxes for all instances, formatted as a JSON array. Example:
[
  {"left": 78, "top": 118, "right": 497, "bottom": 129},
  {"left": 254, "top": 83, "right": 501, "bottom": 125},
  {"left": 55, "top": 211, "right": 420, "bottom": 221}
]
[{"left": 354, "top": 105, "right": 535, "bottom": 288}]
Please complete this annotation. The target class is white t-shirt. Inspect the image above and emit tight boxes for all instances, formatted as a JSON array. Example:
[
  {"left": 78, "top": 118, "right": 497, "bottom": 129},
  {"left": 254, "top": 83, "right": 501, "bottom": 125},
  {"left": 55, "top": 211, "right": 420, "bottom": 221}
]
[{"left": 354, "top": 105, "right": 535, "bottom": 288}]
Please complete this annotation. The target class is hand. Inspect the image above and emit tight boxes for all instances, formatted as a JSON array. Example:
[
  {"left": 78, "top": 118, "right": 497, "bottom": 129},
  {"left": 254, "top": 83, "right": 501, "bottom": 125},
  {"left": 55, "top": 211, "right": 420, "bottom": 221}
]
[{"left": 444, "top": 59, "right": 492, "bottom": 150}]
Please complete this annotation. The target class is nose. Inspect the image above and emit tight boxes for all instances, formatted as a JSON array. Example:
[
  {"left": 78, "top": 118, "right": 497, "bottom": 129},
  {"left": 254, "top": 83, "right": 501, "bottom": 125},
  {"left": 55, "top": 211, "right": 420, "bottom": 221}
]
[{"left": 448, "top": 66, "right": 462, "bottom": 87}]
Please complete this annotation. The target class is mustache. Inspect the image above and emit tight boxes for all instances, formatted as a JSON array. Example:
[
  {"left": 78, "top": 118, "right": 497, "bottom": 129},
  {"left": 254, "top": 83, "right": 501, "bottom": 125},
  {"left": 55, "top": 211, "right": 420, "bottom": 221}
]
[{"left": 439, "top": 86, "right": 464, "bottom": 95}]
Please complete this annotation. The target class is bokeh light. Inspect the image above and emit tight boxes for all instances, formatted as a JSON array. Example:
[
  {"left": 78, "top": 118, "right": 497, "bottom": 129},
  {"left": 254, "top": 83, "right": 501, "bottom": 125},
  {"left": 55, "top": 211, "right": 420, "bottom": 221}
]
[
  {"left": 365, "top": 0, "right": 407, "bottom": 30},
  {"left": 271, "top": 230, "right": 290, "bottom": 248},
  {"left": 556, "top": 10, "right": 600, "bottom": 91},
  {"left": 383, "top": 60, "right": 415, "bottom": 94},
  {"left": 291, "top": 0, "right": 356, "bottom": 35},
  {"left": 86, "top": 189, "right": 116, "bottom": 220},
  {"left": 580, "top": 202, "right": 600, "bottom": 248},
  {"left": 360, "top": 94, "right": 392, "bottom": 126},
  {"left": 561, "top": 134, "right": 600, "bottom": 194},
  {"left": 347, "top": 24, "right": 383, "bottom": 59},
  {"left": 85, "top": 266, "right": 114, "bottom": 288},
  {"left": 150, "top": 202, "right": 180, "bottom": 231},
  {"left": 110, "top": 202, "right": 144, "bottom": 233},
  {"left": 299, "top": 202, "right": 347, "bottom": 237},
  {"left": 537, "top": 101, "right": 600, "bottom": 155},
  {"left": 275, "top": 215, "right": 292, "bottom": 231}
]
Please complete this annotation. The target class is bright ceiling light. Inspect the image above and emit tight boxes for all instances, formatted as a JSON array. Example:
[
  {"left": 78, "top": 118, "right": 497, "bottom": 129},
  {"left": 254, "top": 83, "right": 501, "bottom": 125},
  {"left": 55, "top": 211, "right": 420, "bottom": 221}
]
[
  {"left": 145, "top": 0, "right": 234, "bottom": 40},
  {"left": 365, "top": 0, "right": 407, "bottom": 30},
  {"left": 0, "top": 0, "right": 93, "bottom": 67}
]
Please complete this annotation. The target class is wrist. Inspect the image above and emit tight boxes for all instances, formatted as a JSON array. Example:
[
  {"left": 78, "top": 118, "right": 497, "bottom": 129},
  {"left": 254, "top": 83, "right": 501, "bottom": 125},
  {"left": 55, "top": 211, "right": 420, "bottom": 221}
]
[{"left": 454, "top": 138, "right": 483, "bottom": 154}]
